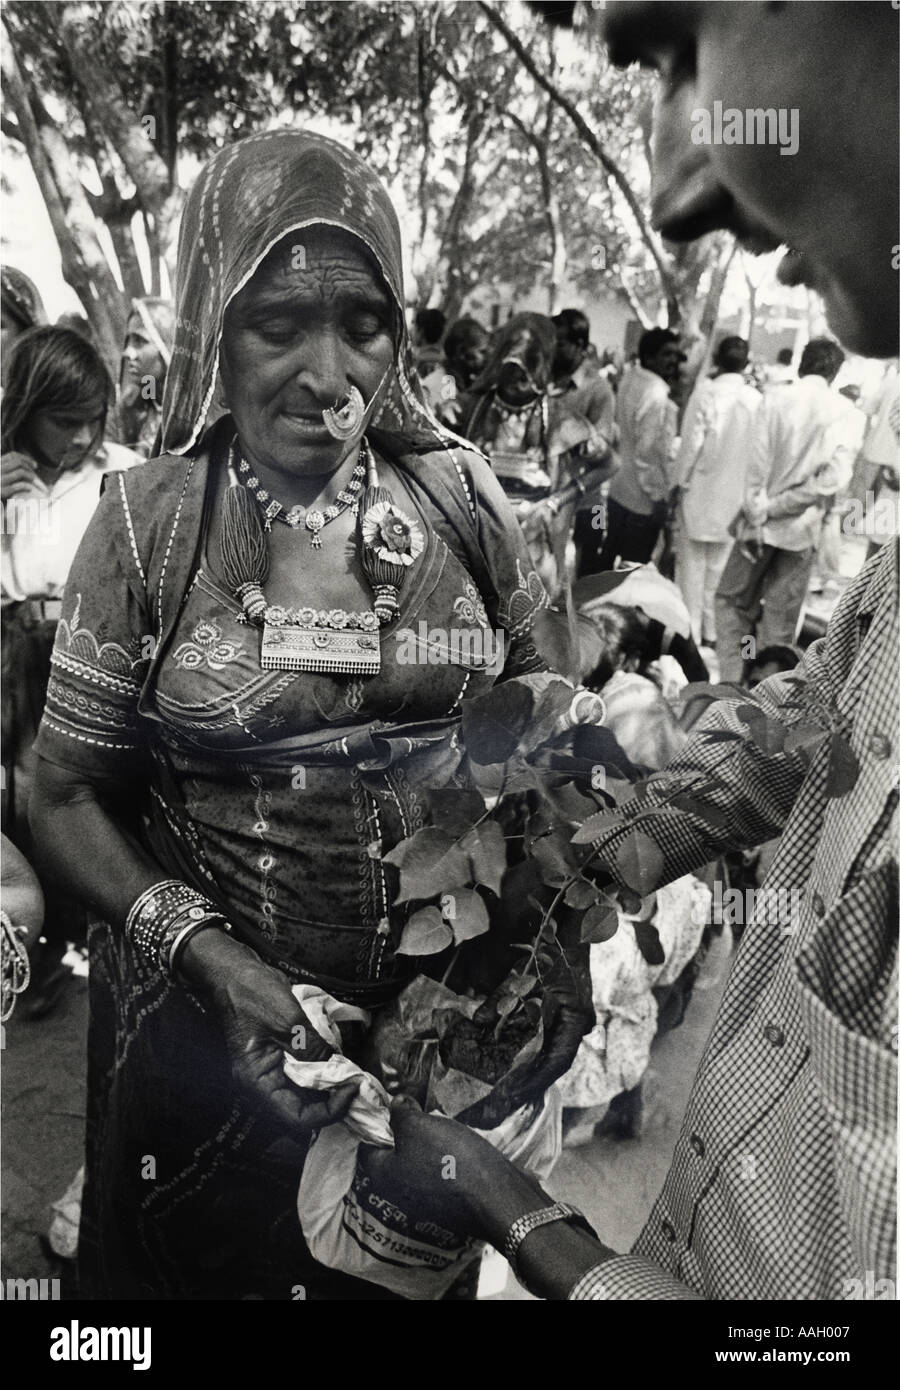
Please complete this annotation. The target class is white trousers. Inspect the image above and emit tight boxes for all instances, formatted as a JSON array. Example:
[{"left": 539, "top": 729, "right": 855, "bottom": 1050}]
[{"left": 675, "top": 534, "right": 733, "bottom": 644}]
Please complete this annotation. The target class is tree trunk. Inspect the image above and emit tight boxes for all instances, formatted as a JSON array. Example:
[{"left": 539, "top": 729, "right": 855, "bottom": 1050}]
[
  {"left": 55, "top": 4, "right": 181, "bottom": 273},
  {"left": 1, "top": 23, "right": 125, "bottom": 370},
  {"left": 432, "top": 107, "right": 485, "bottom": 321}
]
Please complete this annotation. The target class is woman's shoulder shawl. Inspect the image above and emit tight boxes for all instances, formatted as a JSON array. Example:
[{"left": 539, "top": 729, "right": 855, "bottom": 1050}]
[{"left": 102, "top": 450, "right": 210, "bottom": 634}]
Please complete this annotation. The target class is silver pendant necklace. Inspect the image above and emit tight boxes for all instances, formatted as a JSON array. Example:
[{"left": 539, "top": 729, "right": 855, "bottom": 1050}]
[{"left": 236, "top": 447, "right": 366, "bottom": 545}]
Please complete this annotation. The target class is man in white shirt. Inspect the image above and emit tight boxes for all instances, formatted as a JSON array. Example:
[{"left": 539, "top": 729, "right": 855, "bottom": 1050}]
[
  {"left": 715, "top": 338, "right": 857, "bottom": 681},
  {"left": 673, "top": 336, "right": 760, "bottom": 645},
  {"left": 597, "top": 327, "right": 680, "bottom": 569}
]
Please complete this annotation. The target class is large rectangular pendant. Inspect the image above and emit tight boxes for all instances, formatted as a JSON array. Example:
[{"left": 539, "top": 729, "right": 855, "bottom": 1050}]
[{"left": 260, "top": 623, "right": 381, "bottom": 675}]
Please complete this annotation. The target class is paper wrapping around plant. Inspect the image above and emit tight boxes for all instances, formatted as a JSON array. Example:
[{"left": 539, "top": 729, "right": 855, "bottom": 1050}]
[{"left": 282, "top": 984, "right": 394, "bottom": 1148}]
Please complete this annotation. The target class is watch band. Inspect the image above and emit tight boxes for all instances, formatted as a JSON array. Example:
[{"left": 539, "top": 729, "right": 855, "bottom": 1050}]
[{"left": 503, "top": 1201, "right": 593, "bottom": 1280}]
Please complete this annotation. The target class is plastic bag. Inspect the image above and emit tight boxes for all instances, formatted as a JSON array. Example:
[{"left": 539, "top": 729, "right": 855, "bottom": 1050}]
[{"left": 286, "top": 985, "right": 562, "bottom": 1299}]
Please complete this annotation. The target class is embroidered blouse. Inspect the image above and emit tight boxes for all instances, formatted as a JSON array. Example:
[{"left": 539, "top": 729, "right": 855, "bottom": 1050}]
[{"left": 35, "top": 438, "right": 550, "bottom": 997}]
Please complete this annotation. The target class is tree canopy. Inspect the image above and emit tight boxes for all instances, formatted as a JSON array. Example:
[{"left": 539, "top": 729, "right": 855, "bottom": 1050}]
[{"left": 2, "top": 0, "right": 726, "bottom": 370}]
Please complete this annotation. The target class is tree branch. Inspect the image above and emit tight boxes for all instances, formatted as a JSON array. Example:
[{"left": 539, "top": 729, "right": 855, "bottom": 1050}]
[{"left": 477, "top": 0, "right": 677, "bottom": 310}]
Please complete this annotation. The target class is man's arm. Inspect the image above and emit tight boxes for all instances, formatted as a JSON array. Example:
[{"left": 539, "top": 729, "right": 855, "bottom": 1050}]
[
  {"left": 743, "top": 395, "right": 773, "bottom": 526},
  {"left": 589, "top": 645, "right": 837, "bottom": 892},
  {"left": 765, "top": 429, "right": 856, "bottom": 519},
  {"left": 633, "top": 393, "right": 676, "bottom": 503}
]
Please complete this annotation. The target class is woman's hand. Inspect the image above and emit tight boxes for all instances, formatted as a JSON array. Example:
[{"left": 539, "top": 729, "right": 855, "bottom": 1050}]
[
  {"left": 1, "top": 451, "right": 39, "bottom": 503},
  {"left": 180, "top": 928, "right": 358, "bottom": 1138}
]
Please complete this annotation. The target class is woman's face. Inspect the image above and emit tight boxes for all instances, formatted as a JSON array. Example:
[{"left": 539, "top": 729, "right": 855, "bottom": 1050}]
[
  {"left": 24, "top": 407, "right": 103, "bottom": 472},
  {"left": 220, "top": 226, "right": 395, "bottom": 478},
  {"left": 120, "top": 312, "right": 166, "bottom": 407}
]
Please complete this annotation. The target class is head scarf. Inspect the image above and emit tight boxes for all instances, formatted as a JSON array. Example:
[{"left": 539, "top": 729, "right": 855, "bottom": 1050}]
[
  {"left": 1, "top": 267, "right": 47, "bottom": 334},
  {"left": 469, "top": 312, "right": 558, "bottom": 398},
  {"left": 160, "top": 129, "right": 451, "bottom": 458},
  {"left": 129, "top": 297, "right": 175, "bottom": 369}
]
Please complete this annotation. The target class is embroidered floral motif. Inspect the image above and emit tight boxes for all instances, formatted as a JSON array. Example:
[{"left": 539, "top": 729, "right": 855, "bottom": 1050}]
[
  {"left": 173, "top": 618, "right": 243, "bottom": 671},
  {"left": 54, "top": 594, "right": 144, "bottom": 688},
  {"left": 452, "top": 580, "right": 489, "bottom": 629},
  {"left": 498, "top": 559, "right": 550, "bottom": 637}
]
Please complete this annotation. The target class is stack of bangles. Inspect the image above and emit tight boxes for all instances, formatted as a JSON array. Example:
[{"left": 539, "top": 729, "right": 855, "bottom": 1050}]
[
  {"left": 125, "top": 879, "right": 232, "bottom": 979},
  {"left": 1, "top": 909, "right": 31, "bottom": 1023}
]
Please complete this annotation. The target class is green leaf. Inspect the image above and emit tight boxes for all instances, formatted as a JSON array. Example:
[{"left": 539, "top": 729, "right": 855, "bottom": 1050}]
[
  {"left": 735, "top": 705, "right": 787, "bottom": 755},
  {"left": 382, "top": 827, "right": 471, "bottom": 903},
  {"left": 428, "top": 787, "right": 486, "bottom": 837},
  {"left": 571, "top": 810, "right": 627, "bottom": 844},
  {"left": 447, "top": 888, "right": 490, "bottom": 944},
  {"left": 700, "top": 729, "right": 746, "bottom": 745},
  {"left": 462, "top": 821, "right": 506, "bottom": 896},
  {"left": 670, "top": 794, "right": 732, "bottom": 834},
  {"left": 580, "top": 899, "right": 619, "bottom": 943},
  {"left": 396, "top": 907, "right": 453, "bottom": 957},
  {"left": 783, "top": 722, "right": 828, "bottom": 759},
  {"left": 499, "top": 972, "right": 538, "bottom": 1000},
  {"left": 824, "top": 732, "right": 860, "bottom": 798},
  {"left": 460, "top": 681, "right": 534, "bottom": 764},
  {"left": 565, "top": 878, "right": 598, "bottom": 909},
  {"left": 533, "top": 837, "right": 570, "bottom": 887},
  {"left": 531, "top": 608, "right": 577, "bottom": 680},
  {"left": 633, "top": 919, "right": 665, "bottom": 966},
  {"left": 616, "top": 831, "right": 665, "bottom": 896}
]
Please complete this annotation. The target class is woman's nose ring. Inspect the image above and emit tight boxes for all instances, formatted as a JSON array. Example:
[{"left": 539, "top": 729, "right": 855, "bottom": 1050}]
[{"left": 322, "top": 385, "right": 365, "bottom": 440}]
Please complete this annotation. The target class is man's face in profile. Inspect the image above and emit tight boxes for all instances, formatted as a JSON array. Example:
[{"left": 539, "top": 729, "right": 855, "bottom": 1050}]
[{"left": 602, "top": 2, "right": 899, "bottom": 358}]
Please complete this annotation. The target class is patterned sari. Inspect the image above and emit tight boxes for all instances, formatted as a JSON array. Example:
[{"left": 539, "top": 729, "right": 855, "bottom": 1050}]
[{"left": 34, "top": 132, "right": 550, "bottom": 1300}]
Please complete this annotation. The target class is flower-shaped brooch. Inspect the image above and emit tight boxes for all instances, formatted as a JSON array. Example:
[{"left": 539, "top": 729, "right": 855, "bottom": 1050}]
[{"left": 361, "top": 501, "right": 425, "bottom": 568}]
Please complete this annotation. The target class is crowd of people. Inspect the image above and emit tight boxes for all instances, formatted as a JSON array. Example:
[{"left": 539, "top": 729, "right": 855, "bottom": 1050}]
[{"left": 0, "top": 0, "right": 897, "bottom": 1305}]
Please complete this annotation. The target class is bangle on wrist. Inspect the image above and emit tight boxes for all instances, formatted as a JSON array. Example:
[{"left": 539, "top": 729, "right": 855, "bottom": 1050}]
[
  {"left": 1, "top": 908, "right": 31, "bottom": 1023},
  {"left": 125, "top": 880, "right": 231, "bottom": 978},
  {"left": 168, "top": 913, "right": 231, "bottom": 979}
]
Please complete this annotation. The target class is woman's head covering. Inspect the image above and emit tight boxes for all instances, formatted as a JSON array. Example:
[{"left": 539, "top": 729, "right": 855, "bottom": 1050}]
[
  {"left": 469, "top": 312, "right": 557, "bottom": 397},
  {"left": 160, "top": 129, "right": 451, "bottom": 458},
  {"left": 129, "top": 297, "right": 175, "bottom": 369},
  {"left": 1, "top": 267, "right": 47, "bottom": 334}
]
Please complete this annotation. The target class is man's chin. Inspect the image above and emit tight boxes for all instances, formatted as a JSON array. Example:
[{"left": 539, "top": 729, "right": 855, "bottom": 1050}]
[{"left": 820, "top": 273, "right": 899, "bottom": 360}]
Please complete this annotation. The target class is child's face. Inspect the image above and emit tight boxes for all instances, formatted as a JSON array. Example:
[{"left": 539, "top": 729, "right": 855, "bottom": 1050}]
[{"left": 24, "top": 407, "right": 103, "bottom": 472}]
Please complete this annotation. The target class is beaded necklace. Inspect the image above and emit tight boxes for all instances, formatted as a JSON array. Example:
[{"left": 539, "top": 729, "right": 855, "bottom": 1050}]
[{"left": 219, "top": 435, "right": 424, "bottom": 675}]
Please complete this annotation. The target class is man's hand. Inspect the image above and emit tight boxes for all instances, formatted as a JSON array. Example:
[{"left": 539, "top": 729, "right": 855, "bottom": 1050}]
[{"left": 358, "top": 1098, "right": 534, "bottom": 1239}]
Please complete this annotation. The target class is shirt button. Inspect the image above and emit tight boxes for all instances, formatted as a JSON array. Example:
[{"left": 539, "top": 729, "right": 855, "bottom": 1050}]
[
  {"left": 764, "top": 1022, "right": 785, "bottom": 1047},
  {"left": 868, "top": 732, "right": 891, "bottom": 760},
  {"left": 689, "top": 1133, "right": 705, "bottom": 1158},
  {"left": 661, "top": 1219, "right": 676, "bottom": 1243},
  {"left": 812, "top": 892, "right": 826, "bottom": 918}
]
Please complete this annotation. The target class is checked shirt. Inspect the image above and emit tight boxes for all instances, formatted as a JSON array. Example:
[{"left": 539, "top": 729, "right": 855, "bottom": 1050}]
[{"left": 572, "top": 540, "right": 898, "bottom": 1300}]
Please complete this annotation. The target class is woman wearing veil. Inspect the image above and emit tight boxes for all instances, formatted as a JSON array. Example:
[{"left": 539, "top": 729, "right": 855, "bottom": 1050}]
[
  {"left": 457, "top": 313, "right": 611, "bottom": 598},
  {"left": 28, "top": 131, "right": 592, "bottom": 1300}
]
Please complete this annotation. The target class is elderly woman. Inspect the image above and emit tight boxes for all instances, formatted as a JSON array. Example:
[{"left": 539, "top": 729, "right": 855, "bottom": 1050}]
[
  {"left": 457, "top": 313, "right": 610, "bottom": 598},
  {"left": 28, "top": 131, "right": 591, "bottom": 1301}
]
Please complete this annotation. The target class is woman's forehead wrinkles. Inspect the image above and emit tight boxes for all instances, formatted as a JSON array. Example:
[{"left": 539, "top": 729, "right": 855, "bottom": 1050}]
[{"left": 242, "top": 260, "right": 389, "bottom": 312}]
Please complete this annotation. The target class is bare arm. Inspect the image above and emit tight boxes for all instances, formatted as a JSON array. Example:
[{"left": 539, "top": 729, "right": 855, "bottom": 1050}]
[{"left": 29, "top": 757, "right": 356, "bottom": 1134}]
